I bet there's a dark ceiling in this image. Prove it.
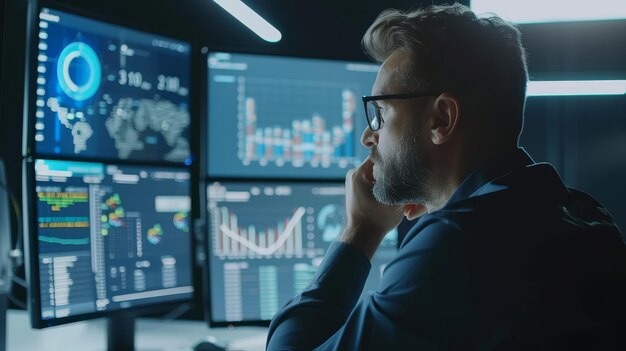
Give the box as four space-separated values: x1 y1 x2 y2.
4 0 626 77
2 0 626 189
39 0 435 61
30 0 626 73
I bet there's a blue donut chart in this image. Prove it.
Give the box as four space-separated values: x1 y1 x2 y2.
56 42 102 101
35 7 192 164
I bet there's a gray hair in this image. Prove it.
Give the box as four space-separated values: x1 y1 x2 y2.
362 3 529 142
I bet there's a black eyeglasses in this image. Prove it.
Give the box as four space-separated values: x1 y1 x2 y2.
362 92 441 131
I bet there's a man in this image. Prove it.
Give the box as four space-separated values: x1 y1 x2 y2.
267 3 626 350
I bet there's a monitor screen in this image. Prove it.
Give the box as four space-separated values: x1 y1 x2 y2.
30 7 191 164
26 159 193 327
206 181 397 324
206 52 379 179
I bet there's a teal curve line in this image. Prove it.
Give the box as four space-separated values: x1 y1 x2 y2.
39 235 90 245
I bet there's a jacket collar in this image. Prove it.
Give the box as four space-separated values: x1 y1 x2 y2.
444 148 535 207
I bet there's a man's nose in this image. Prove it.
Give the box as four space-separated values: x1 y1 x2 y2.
361 126 378 148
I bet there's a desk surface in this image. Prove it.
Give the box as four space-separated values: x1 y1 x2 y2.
7 309 268 351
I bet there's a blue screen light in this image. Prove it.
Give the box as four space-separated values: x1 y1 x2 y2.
56 42 102 101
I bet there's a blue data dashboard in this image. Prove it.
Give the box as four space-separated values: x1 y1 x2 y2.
32 8 191 164
207 52 380 179
32 159 193 321
206 181 397 323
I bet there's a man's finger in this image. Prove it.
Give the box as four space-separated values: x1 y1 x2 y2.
356 157 375 183
403 204 428 220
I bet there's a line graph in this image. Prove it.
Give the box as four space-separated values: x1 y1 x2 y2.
39 235 90 246
216 207 305 257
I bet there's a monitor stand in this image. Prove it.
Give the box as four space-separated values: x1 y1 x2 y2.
0 159 11 351
107 313 135 351
0 293 6 351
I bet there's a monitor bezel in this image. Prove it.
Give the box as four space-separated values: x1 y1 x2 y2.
200 50 383 327
22 0 197 167
202 178 352 327
203 50 381 182
23 157 197 329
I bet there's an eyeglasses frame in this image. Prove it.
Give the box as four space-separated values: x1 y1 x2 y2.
362 92 442 131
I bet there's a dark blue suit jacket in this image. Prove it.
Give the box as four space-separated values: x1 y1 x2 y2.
267 149 626 350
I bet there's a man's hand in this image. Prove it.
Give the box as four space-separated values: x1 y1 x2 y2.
340 157 405 259
403 203 428 221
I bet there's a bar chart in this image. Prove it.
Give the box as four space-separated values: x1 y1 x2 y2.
215 206 305 258
239 81 358 169
207 182 348 260
206 181 398 323
207 52 379 179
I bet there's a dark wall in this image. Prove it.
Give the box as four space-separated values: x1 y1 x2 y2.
519 19 626 233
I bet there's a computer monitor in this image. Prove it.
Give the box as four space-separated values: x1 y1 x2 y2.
24 4 192 164
204 181 397 325
206 52 379 179
23 159 194 328
21 3 196 347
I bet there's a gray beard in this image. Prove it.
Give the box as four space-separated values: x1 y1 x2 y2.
370 142 432 206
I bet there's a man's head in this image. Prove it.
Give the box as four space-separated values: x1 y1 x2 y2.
361 3 528 209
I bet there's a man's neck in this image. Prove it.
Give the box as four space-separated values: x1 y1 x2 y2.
423 145 519 213
423 169 465 213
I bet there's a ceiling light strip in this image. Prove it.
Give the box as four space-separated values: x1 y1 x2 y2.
213 0 282 43
527 80 626 96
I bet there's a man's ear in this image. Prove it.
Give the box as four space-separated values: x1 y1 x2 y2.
429 93 460 145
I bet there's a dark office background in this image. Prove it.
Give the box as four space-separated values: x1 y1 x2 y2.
1 0 625 320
